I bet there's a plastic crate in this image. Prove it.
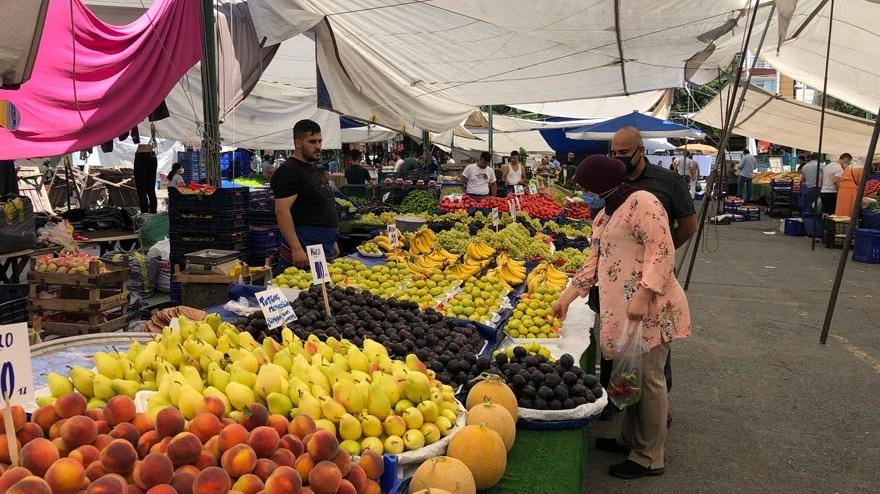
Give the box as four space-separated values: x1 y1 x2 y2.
784 218 805 236
0 284 28 325
247 209 276 227
168 187 249 212
823 216 851 248
169 210 248 235
853 228 880 263
861 209 880 230
736 206 761 221
249 226 280 254
802 213 823 237
169 231 249 260
177 150 206 184
169 280 182 304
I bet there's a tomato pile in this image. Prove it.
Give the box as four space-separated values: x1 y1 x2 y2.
866 179 880 197
564 201 591 220
515 194 562 219
439 193 563 218
438 195 479 211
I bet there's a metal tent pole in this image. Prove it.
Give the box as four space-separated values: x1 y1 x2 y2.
820 108 880 343
487 106 494 160
684 3 776 291
200 0 221 187
812 0 835 250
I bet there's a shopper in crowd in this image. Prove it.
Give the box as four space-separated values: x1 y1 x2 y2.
271 119 339 268
686 153 700 199
344 149 373 186
134 145 158 214
669 158 679 173
564 150 577 178
393 152 404 170
460 151 497 199
800 153 822 211
835 158 864 217
167 162 185 188
552 155 691 480
797 154 807 171
501 151 525 192
261 160 276 181
820 153 851 214
736 149 757 202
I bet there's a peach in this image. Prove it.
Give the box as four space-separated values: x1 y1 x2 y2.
232 473 264 494
344 464 368 494
301 488 316 494
138 430 162 458
269 448 295 468
331 450 352 477
358 450 383 481
166 433 202 467
44 457 87 494
6 476 51 494
128 484 145 494
336 479 357 494
100 439 137 475
20 437 60 477
31 406 60 435
252 458 276 482
188 413 222 444
84 461 106 482
144 484 177 494
48 419 66 441
92 433 113 451
220 444 257 477
94 420 112 435
52 437 71 457
132 413 155 435
267 415 288 437
169 471 195 494
53 393 87 419
110 422 140 447
308 461 342 494
16 422 44 446
104 396 137 426
288 415 316 440
84 408 103 421
84 473 127 494
218 424 249 452
69 444 101 467
150 437 172 455
134 453 174 490
278 434 304 457
192 467 231 494
248 426 279 459
264 466 302 494
362 479 381 494
237 404 269 432
306 429 338 462
202 436 221 461
61 415 98 449
221 418 235 427
0 467 32 493
156 408 185 439
174 464 200 477
0 434 10 463
0 406 23 434
196 397 225 419
193 450 217 470
293 453 315 483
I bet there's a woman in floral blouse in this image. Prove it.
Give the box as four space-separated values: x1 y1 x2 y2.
552 155 691 479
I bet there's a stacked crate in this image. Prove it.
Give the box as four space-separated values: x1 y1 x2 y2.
767 179 794 218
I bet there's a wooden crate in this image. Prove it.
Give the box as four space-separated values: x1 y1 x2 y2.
27 258 128 287
28 287 129 313
34 313 129 337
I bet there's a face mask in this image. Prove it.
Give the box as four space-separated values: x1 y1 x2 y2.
612 148 642 173
582 193 605 210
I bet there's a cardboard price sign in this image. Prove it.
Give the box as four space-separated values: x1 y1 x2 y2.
306 244 331 284
513 184 524 196
528 183 538 195
255 287 298 329
491 208 500 228
508 199 517 217
0 323 33 408
387 224 400 248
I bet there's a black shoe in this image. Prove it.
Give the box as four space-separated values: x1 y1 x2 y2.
609 460 665 479
595 437 630 454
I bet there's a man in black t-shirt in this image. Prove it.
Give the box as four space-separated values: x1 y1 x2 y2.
344 149 373 186
270 120 339 267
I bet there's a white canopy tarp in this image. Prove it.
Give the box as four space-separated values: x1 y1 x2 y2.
511 90 672 119
72 138 184 175
341 126 397 143
432 130 553 157
249 0 792 132
691 83 875 156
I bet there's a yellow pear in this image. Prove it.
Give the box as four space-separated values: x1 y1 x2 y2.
360 413 383 437
94 352 124 379
181 366 204 392
225 382 256 411
111 379 140 398
68 365 95 397
178 385 203 419
367 382 392 420
47 372 73 397
346 347 370 373
92 374 115 401
319 396 347 423
404 371 431 403
339 413 362 441
297 390 322 420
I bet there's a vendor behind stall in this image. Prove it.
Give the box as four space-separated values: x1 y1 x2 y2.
461 151 497 199
271 119 339 268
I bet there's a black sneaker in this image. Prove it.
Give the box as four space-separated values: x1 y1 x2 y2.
609 460 665 479
595 437 630 454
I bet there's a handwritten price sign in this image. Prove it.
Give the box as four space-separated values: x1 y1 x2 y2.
255 287 298 330
0 323 32 407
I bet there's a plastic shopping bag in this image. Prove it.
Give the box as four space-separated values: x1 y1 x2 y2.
607 320 647 409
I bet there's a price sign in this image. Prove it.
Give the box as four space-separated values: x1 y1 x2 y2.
0 323 32 407
306 244 331 284
387 224 400 248
491 208 499 228
255 287 298 330
382 191 391 202
508 199 517 217
513 184 524 196
528 183 538 195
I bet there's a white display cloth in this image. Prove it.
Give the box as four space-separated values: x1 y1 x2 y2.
692 83 875 156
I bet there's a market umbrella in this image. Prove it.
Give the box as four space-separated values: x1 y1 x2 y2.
675 143 717 155
565 111 704 140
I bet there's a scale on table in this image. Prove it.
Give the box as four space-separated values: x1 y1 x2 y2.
184 249 241 275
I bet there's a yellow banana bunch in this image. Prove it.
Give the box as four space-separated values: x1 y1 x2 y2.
406 260 434 276
545 264 569 291
412 255 444 270
409 229 435 255
371 235 394 252
526 262 568 292
447 263 482 280
436 248 459 263
465 241 495 261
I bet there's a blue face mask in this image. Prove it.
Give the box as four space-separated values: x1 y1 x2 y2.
582 192 605 210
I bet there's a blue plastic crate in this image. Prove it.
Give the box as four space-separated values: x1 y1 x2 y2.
784 218 805 236
802 213 823 237
861 209 880 230
736 206 761 221
168 186 249 212
853 228 880 263
249 226 280 254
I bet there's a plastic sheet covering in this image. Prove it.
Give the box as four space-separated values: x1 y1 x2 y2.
0 195 36 254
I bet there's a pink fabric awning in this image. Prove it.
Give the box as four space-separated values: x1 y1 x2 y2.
0 0 202 159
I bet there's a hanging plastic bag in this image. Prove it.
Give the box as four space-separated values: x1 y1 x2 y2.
607 320 647 409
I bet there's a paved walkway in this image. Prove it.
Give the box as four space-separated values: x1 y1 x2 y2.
584 217 880 493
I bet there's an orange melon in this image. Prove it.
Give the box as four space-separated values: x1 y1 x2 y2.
466 399 515 451
446 424 506 490
466 376 518 421
409 456 476 494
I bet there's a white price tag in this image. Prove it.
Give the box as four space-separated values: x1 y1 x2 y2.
306 244 331 284
387 224 400 248
513 184 524 196
382 192 391 202
491 208 500 228
255 287 298 330
508 199 517 217
528 183 538 195
0 323 33 407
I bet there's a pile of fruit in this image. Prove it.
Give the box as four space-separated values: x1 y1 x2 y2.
434 226 472 253
494 343 555 362
14 389 387 494
505 288 563 339
865 179 880 197
34 252 107 274
563 199 591 220
356 212 397 227
476 223 552 260
439 274 509 325
514 194 562 219
270 267 315 290
335 198 356 212
526 262 569 293
550 248 588 272
438 195 479 212
355 242 382 257
231 173 268 187
398 190 437 214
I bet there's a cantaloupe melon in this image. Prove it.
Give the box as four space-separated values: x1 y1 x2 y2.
446 424 507 490
409 456 476 494
467 399 516 451
466 375 518 421
411 489 453 494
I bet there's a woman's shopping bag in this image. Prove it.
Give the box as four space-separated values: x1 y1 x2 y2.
607 320 647 409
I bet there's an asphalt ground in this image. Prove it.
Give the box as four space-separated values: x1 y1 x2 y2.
584 216 880 493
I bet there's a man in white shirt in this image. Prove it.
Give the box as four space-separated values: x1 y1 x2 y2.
736 149 758 202
460 151 497 199
820 152 851 214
